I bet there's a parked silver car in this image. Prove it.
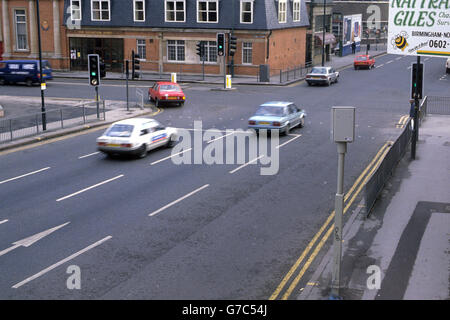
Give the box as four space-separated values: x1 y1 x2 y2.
305 67 339 86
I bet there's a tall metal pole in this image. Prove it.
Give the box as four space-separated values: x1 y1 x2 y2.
331 142 346 298
412 56 420 160
36 0 46 130
95 85 100 119
126 60 129 111
322 0 326 66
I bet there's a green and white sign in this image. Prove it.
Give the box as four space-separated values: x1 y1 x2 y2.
388 0 450 57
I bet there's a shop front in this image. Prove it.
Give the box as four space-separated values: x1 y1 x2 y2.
69 38 124 72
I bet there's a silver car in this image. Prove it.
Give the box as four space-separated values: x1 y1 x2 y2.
305 67 339 86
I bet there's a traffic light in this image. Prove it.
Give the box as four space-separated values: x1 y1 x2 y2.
132 50 140 79
217 33 225 56
411 62 424 99
196 41 206 60
88 54 100 86
228 34 237 56
100 61 106 78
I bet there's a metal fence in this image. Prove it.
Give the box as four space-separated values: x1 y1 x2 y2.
424 96 450 115
364 118 412 215
364 96 432 215
279 63 313 83
0 101 106 143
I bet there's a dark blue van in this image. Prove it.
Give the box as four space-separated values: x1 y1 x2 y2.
0 60 53 86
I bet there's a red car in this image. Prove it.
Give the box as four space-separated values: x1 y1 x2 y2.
149 81 186 107
354 55 375 70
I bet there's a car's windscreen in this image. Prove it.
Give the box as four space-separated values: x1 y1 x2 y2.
159 85 180 91
255 106 286 117
356 56 367 61
311 67 327 74
105 124 134 137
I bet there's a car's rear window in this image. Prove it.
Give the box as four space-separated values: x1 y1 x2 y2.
159 85 180 91
311 67 327 74
356 56 367 61
105 124 134 137
255 106 286 117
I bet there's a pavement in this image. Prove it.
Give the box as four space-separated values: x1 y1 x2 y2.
53 44 388 85
298 114 450 300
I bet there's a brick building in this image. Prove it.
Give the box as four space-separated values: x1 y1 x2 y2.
1 0 310 76
0 0 68 69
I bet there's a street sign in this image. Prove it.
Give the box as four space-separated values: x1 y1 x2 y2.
387 0 450 57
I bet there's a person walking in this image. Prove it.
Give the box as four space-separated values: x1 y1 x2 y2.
352 41 356 54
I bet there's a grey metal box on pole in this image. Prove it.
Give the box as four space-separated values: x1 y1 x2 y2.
332 107 355 143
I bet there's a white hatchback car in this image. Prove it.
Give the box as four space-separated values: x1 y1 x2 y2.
97 118 178 158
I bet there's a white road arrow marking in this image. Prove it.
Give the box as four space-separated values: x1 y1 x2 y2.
0 222 70 257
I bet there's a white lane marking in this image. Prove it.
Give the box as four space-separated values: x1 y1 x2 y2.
149 184 210 217
206 131 235 144
12 236 112 289
0 167 51 185
150 148 192 166
56 175 124 202
229 155 265 174
386 60 393 64
0 219 9 225
277 134 302 149
0 222 70 257
395 57 402 60
78 152 100 159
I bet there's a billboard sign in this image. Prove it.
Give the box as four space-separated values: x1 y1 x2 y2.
388 0 450 57
343 14 362 45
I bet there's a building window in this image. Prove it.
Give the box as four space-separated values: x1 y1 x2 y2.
204 41 217 62
137 39 146 60
165 0 185 22
242 42 252 64
278 0 287 23
293 0 301 22
167 40 185 61
240 0 253 24
134 0 145 22
197 0 218 23
14 9 28 51
71 0 82 21
91 0 110 21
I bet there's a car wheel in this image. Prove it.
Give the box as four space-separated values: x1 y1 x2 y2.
446 68 450 74
0 78 5 85
137 144 147 158
284 125 290 136
299 118 305 128
307 82 312 86
327 79 331 86
155 99 159 108
354 66 357 70
166 135 176 148
26 78 33 87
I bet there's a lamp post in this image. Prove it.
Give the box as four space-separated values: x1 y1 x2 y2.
322 0 326 66
36 0 47 130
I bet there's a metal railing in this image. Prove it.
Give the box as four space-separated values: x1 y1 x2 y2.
0 101 106 143
424 96 450 115
279 63 313 83
364 95 435 215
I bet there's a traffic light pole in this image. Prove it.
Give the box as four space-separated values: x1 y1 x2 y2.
126 60 129 111
36 0 46 130
95 85 100 119
412 56 420 160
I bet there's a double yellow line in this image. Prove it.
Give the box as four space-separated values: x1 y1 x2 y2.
396 115 409 129
269 141 393 300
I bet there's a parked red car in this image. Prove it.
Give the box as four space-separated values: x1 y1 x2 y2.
354 55 375 70
149 81 185 107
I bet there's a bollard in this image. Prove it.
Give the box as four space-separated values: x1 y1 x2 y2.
171 72 177 83
226 75 232 89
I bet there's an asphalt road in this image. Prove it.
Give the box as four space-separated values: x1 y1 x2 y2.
0 54 447 299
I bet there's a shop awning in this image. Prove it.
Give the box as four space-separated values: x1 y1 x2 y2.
315 33 336 46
